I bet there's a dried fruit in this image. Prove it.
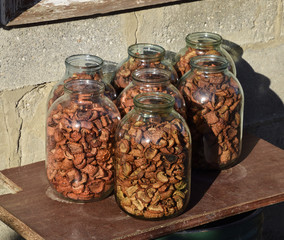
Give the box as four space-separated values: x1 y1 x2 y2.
178 56 243 169
115 68 186 119
112 43 178 94
48 54 117 108
175 32 236 78
46 80 120 201
115 111 191 219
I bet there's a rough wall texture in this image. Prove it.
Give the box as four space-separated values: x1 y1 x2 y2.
0 0 283 171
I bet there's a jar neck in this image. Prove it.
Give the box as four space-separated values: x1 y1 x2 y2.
133 92 175 114
128 43 165 62
186 32 222 50
64 54 103 77
190 55 229 74
132 68 171 88
64 79 105 101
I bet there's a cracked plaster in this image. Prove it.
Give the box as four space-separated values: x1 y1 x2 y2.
0 0 284 238
0 83 53 170
0 0 283 171
16 83 53 166
0 88 32 170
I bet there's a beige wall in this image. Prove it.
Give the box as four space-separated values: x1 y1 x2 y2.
0 0 283 170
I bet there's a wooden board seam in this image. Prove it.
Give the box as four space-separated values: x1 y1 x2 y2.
0 172 23 195
0 205 44 240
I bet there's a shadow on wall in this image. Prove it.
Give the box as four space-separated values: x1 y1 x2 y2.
223 40 284 149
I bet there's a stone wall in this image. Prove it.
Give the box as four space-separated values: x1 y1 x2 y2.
0 0 283 170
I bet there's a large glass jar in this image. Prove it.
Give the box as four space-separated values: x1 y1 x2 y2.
115 68 186 119
47 54 117 108
175 32 236 77
46 80 121 202
178 55 244 170
112 43 179 94
115 92 192 220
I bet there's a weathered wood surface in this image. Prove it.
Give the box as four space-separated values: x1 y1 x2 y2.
2 0 183 26
0 133 283 240
0 0 40 25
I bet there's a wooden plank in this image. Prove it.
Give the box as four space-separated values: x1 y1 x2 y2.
0 133 283 240
0 206 44 240
4 0 183 26
0 172 22 195
0 0 40 26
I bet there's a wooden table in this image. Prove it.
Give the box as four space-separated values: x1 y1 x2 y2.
0 133 283 240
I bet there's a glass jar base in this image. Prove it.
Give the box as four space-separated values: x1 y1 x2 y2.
46 186 114 203
116 199 188 221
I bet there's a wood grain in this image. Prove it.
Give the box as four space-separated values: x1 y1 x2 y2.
2 0 183 26
0 133 283 240
0 0 40 25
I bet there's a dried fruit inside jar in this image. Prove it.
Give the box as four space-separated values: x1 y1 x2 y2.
178 55 244 170
46 80 121 202
115 92 192 220
47 54 117 109
115 67 187 119
175 32 236 78
112 43 179 94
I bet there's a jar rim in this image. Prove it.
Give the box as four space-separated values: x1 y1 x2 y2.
65 54 103 70
64 79 105 95
132 68 171 84
185 32 223 48
190 55 229 72
128 43 165 60
134 92 175 111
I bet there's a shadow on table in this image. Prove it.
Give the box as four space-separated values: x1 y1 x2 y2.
187 41 284 209
187 169 220 211
187 132 260 211
223 40 284 150
238 133 259 162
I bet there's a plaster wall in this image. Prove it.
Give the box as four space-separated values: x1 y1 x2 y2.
0 0 283 170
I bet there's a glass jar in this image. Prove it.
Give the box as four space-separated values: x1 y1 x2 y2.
115 67 187 119
114 92 192 220
46 80 121 202
178 55 244 170
112 43 179 94
175 32 236 77
47 54 117 108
